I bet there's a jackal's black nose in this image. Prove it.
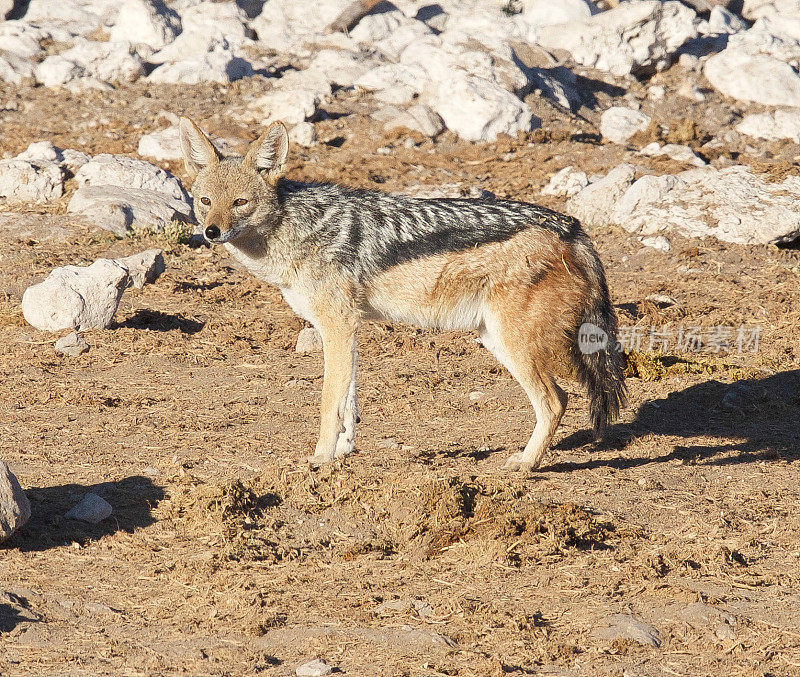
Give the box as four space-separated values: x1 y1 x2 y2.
205 225 221 240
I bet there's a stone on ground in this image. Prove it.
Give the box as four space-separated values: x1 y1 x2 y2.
65 493 113 523
21 259 130 332
600 107 651 144
55 332 90 357
0 461 31 543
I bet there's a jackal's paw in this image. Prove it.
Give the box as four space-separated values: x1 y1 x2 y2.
503 452 541 473
333 435 354 459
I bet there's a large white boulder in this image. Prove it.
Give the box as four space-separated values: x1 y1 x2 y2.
537 1 697 76
600 107 651 144
704 49 800 107
22 259 130 331
424 74 537 142
67 186 192 236
74 154 186 201
605 165 800 245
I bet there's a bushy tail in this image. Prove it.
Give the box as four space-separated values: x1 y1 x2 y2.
572 248 627 436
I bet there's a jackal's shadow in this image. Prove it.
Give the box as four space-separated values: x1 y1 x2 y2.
4 475 164 552
550 369 800 471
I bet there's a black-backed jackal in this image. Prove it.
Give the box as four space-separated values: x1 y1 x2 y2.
180 117 626 471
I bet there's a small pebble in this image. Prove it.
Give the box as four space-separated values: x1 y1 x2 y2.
65 493 112 524
296 658 332 677
55 332 89 357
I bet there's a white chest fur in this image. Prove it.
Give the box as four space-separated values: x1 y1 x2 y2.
280 286 318 326
224 242 283 286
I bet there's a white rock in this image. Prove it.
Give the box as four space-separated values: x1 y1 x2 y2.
612 174 682 225
180 1 248 44
250 0 344 54
15 141 90 172
289 122 317 147
74 154 186 201
701 7 749 35
308 49 374 88
374 20 434 61
253 88 320 126
704 48 800 107
0 50 36 86
600 107 651 144
67 185 192 236
35 39 144 88
148 46 253 84
108 0 180 51
378 104 445 137
0 159 63 205
356 63 427 103
65 493 113 523
349 6 416 44
737 109 800 141
54 331 89 356
0 460 31 543
567 164 636 228
114 249 165 289
24 0 120 35
295 659 332 677
640 142 706 167
138 126 181 161
425 74 537 142
520 0 596 27
541 166 589 198
537 1 697 76
295 327 323 354
641 235 671 251
743 0 800 20
612 165 800 244
22 259 130 332
0 21 44 61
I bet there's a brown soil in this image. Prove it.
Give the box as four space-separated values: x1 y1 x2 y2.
1 72 800 676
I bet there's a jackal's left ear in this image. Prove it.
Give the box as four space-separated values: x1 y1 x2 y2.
244 121 289 183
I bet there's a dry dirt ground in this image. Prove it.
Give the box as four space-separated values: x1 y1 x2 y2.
1 72 800 677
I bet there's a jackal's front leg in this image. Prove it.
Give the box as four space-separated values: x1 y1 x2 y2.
310 315 358 465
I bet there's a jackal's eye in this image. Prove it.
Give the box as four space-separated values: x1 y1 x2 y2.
233 198 248 207
200 197 211 206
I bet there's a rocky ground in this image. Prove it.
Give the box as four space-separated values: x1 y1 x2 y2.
2 0 800 675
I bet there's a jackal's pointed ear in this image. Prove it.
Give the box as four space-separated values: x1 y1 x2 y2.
179 117 222 180
244 122 289 183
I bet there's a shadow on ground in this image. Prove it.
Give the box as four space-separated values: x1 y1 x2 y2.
550 369 800 472
4 475 165 552
115 309 204 334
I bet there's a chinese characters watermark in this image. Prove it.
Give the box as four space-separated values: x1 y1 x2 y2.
578 323 761 355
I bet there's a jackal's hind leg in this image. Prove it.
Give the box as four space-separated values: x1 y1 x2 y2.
480 322 567 472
